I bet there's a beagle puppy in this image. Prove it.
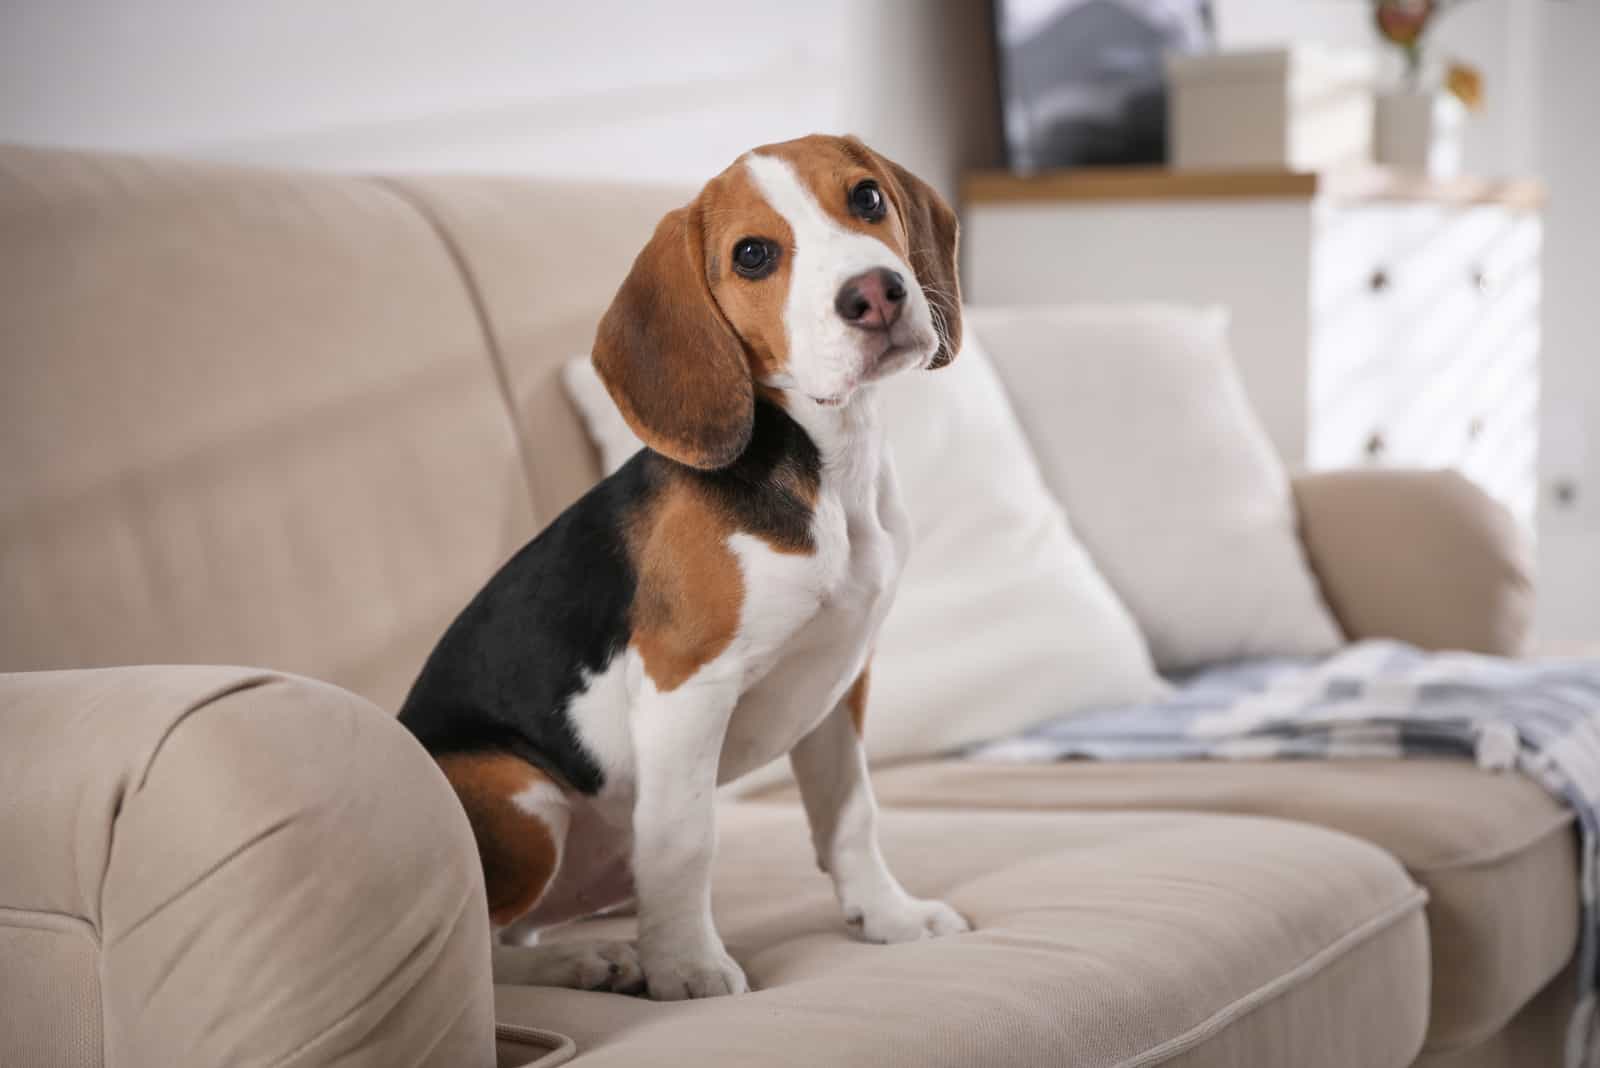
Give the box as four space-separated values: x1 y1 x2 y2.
400 134 967 1001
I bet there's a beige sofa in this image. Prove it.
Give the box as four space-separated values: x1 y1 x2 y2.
0 145 1575 1068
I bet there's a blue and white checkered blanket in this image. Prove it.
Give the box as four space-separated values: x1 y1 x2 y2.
966 640 1600 1066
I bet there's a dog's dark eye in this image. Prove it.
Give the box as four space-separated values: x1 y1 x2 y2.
849 181 886 221
732 237 776 279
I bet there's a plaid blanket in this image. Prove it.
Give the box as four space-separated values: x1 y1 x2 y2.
966 640 1600 1066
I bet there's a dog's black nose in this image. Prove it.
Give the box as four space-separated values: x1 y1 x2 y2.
835 268 906 330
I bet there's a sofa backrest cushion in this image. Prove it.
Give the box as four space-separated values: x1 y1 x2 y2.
0 147 537 710
381 175 690 521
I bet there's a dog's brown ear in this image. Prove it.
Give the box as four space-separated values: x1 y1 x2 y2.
850 138 963 368
593 205 754 469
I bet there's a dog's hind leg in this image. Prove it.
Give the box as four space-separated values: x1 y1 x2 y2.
491 936 642 993
436 752 642 993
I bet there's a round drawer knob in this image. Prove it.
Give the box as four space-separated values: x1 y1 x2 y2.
1471 266 1492 293
1364 431 1387 458
1369 268 1391 294
1553 480 1579 508
1467 416 1485 441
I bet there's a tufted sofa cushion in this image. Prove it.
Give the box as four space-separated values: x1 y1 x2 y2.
845 758 1579 1055
495 803 1431 1068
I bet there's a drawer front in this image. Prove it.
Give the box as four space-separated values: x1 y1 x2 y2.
1309 203 1541 526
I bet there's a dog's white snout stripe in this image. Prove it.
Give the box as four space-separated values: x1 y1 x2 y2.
742 152 935 402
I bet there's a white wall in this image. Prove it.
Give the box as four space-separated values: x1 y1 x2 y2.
1530 1 1600 644
0 0 1001 201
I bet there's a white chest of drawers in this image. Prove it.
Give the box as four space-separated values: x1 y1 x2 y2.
962 169 1544 528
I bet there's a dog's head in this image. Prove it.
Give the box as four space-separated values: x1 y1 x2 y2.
593 134 962 469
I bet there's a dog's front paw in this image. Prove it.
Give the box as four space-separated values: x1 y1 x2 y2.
641 943 749 1001
848 895 971 944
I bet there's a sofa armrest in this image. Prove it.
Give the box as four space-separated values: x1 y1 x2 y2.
0 666 496 1068
1292 469 1535 656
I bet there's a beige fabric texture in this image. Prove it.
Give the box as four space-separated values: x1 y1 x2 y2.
1292 469 1536 656
805 758 1579 1053
0 147 537 712
0 919 102 1068
1415 959 1575 1067
382 175 687 521
0 666 496 1068
494 804 1429 1068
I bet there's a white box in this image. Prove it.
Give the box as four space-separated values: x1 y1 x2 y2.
1166 47 1377 171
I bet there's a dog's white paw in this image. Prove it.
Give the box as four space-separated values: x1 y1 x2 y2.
641 943 749 1001
848 896 971 944
493 939 644 994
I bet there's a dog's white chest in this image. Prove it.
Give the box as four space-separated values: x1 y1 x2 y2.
717 412 909 782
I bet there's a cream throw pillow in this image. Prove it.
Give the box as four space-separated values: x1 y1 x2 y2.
971 303 1343 670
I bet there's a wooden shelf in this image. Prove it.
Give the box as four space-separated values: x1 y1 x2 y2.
962 167 1546 211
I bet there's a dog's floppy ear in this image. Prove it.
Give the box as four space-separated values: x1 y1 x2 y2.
849 138 963 368
593 204 754 469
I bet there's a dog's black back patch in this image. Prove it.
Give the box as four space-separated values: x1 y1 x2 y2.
399 455 656 795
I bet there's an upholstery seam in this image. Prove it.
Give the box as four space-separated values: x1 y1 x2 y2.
0 906 99 945
1407 808 1577 874
368 176 547 520
3 907 107 1068
831 788 1579 876
494 1023 578 1068
1114 886 1429 1068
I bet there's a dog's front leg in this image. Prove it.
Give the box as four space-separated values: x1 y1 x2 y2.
630 676 749 1000
790 676 971 943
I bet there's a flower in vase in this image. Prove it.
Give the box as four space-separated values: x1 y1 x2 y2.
1375 0 1435 48
1373 0 1484 98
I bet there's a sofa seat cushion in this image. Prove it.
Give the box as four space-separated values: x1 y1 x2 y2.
496 805 1428 1068
848 759 1578 1053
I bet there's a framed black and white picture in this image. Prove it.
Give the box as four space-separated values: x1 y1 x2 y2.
993 0 1215 172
